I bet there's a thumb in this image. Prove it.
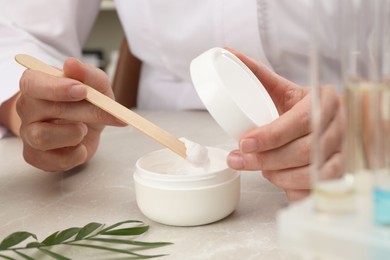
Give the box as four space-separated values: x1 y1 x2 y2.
225 47 306 113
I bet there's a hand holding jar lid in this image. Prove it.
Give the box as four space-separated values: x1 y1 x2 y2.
191 47 342 202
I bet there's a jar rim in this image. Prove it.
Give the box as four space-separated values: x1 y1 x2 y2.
134 147 237 185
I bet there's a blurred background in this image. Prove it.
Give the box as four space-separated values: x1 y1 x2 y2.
82 0 124 80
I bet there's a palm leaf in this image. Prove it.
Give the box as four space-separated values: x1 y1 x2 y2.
68 242 167 259
0 232 37 250
87 237 172 248
13 250 34 260
99 220 144 233
75 222 103 240
100 226 149 236
0 253 15 260
41 231 60 246
26 242 44 248
51 228 80 244
38 248 71 260
0 220 171 259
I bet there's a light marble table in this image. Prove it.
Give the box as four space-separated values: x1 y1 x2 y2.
0 111 289 259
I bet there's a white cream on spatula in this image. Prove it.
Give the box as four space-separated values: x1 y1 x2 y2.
180 137 210 168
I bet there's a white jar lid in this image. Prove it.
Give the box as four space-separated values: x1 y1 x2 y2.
190 47 279 140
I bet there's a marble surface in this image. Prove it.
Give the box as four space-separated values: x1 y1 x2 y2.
0 111 289 259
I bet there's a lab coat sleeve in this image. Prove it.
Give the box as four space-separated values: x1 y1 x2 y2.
0 0 101 105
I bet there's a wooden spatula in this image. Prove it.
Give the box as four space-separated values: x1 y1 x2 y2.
15 54 186 158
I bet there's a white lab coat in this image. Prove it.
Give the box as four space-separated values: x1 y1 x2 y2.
0 0 341 134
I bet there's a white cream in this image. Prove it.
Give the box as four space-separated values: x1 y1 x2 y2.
180 137 210 168
143 140 231 175
138 140 228 176
153 159 209 175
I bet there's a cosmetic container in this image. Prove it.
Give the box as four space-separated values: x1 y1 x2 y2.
134 147 240 226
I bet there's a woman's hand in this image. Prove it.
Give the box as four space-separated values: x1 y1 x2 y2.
17 58 124 172
226 49 343 201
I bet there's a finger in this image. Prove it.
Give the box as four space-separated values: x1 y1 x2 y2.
227 150 242 169
228 133 310 171
261 134 311 170
22 143 88 172
262 166 311 190
19 70 87 101
316 152 343 181
225 47 307 112
20 121 88 151
261 152 343 190
251 115 342 171
17 95 123 126
318 104 343 164
239 93 312 154
285 189 311 201
239 85 341 154
311 85 343 170
317 85 342 134
63 58 114 99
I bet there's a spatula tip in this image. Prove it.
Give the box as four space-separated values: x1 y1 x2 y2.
15 54 31 65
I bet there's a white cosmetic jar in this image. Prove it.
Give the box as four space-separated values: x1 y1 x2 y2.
133 147 240 226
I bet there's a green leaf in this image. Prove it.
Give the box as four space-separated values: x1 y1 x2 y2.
87 238 172 248
99 220 144 233
38 248 71 260
0 253 15 260
75 222 103 240
52 228 80 244
26 242 44 248
41 231 59 246
0 220 171 259
13 250 35 260
101 226 149 236
69 242 167 259
0 232 37 250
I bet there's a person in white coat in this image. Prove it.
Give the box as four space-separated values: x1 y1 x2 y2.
0 0 342 201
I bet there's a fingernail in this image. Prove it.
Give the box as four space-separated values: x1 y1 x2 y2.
70 85 86 99
72 57 82 64
240 138 259 153
227 151 245 170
